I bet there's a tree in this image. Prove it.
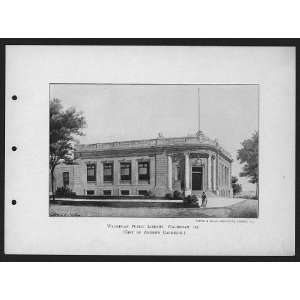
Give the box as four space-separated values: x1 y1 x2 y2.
231 176 242 196
237 131 259 197
50 99 86 201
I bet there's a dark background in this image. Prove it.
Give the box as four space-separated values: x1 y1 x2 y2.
0 38 298 262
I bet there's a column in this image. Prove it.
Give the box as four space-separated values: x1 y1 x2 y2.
226 167 229 186
218 164 221 187
150 156 155 186
113 159 119 185
220 165 222 186
207 154 211 190
229 164 232 197
213 156 217 191
97 160 102 185
132 159 138 185
167 155 172 191
216 155 219 195
95 161 102 196
184 152 191 196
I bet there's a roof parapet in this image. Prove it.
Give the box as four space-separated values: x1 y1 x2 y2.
75 135 232 160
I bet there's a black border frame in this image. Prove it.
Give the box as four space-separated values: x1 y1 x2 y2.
0 38 298 262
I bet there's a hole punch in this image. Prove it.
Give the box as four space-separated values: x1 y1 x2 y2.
12 95 18 101
12 200 17 205
12 146 17 151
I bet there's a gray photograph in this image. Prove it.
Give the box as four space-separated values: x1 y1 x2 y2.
49 84 259 218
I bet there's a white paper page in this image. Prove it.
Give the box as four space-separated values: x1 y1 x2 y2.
5 45 295 255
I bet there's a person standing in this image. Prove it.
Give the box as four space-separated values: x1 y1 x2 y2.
201 191 207 207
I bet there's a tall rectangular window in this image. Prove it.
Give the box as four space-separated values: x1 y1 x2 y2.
63 172 69 186
103 162 113 183
138 161 150 183
120 162 131 183
87 164 96 182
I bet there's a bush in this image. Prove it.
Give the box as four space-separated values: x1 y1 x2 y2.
183 194 199 206
55 186 76 197
144 190 156 199
165 192 173 200
165 191 185 200
173 190 184 200
191 194 199 204
183 195 191 204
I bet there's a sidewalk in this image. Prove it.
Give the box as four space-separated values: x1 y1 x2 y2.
201 197 246 208
51 196 246 208
49 199 258 218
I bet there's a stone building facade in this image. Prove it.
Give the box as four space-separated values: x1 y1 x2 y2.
51 132 233 197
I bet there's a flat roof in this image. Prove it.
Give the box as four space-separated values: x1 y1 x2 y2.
75 134 233 160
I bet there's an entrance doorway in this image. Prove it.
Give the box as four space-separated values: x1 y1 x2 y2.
192 166 203 190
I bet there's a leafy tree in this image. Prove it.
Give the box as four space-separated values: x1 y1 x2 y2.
231 176 242 196
50 99 86 201
237 131 259 197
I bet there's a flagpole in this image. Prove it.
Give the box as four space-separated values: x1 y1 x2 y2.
198 88 200 132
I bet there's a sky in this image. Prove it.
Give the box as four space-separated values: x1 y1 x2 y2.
50 84 258 191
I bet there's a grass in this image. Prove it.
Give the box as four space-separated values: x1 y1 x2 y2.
228 200 258 218
49 199 258 218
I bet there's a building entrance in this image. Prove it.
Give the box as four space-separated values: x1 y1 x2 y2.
192 166 203 190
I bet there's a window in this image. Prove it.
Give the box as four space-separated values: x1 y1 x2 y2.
120 162 131 182
138 190 148 196
177 166 181 180
138 161 150 183
63 172 69 186
103 190 112 196
121 190 130 196
87 190 95 195
87 164 96 182
103 162 113 183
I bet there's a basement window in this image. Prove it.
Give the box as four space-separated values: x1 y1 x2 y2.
103 190 112 196
138 190 148 196
121 190 130 196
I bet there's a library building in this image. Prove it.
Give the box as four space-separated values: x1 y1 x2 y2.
51 131 233 198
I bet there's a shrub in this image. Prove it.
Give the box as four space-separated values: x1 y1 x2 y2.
165 192 173 200
173 190 184 200
55 186 76 197
183 195 191 204
183 194 199 206
191 194 199 204
144 190 156 199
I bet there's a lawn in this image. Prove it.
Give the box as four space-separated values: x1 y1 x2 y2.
49 199 258 218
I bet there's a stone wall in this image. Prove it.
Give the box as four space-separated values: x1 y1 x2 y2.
153 153 168 196
52 154 170 197
217 154 233 197
51 145 233 198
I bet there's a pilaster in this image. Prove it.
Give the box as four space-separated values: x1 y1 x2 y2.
207 154 211 190
167 155 173 191
184 152 191 196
